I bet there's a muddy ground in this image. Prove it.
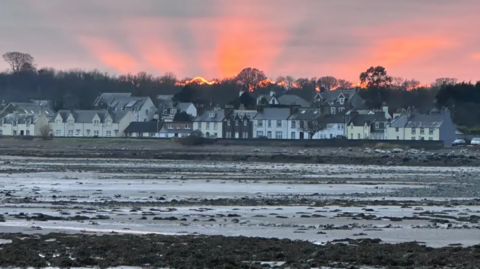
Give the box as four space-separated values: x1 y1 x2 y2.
0 137 480 166
1 140 480 268
1 233 480 269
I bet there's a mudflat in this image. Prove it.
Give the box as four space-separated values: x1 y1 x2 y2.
1 139 480 268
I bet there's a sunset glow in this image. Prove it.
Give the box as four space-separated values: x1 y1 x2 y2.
2 0 480 84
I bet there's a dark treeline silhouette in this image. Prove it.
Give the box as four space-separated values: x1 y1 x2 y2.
1 52 479 128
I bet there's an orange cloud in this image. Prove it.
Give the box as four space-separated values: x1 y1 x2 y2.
77 36 137 73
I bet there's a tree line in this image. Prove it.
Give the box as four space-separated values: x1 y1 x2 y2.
1 52 480 128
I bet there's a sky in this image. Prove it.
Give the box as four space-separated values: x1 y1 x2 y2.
1 0 479 84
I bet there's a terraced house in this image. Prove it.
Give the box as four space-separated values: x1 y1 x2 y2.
0 101 54 136
387 108 456 146
51 110 134 137
223 110 257 139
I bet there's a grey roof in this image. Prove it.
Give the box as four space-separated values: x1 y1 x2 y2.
176 102 193 112
93 93 149 110
288 108 322 120
348 112 386 126
52 110 129 123
316 89 355 102
93 93 132 106
157 94 174 100
231 110 257 119
2 113 36 124
253 108 291 120
194 109 226 122
390 113 446 128
124 122 162 133
2 102 55 117
278 94 310 107
320 113 346 124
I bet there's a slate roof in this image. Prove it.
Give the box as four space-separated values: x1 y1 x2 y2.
253 108 291 120
1 102 55 117
194 109 227 122
2 113 36 124
348 112 387 126
93 93 149 110
320 113 346 124
52 110 129 123
124 122 163 134
288 108 322 120
230 110 257 119
277 94 310 107
390 113 446 128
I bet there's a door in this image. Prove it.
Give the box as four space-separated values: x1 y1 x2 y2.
300 132 304 140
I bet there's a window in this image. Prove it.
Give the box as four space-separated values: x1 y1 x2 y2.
56 130 61 136
331 107 336 114
213 133 217 138
106 131 112 137
267 120 272 128
226 132 231 138
396 136 399 140
13 130 17 136
56 120 62 125
244 120 247 127
93 120 100 126
429 137 433 140
375 122 379 129
395 127 399 132
114 130 118 136
291 132 295 139
257 131 263 137
206 122 210 130
227 120 231 126
26 121 30 127
67 119 74 125
350 133 353 139
235 120 239 126
337 124 342 130
292 121 296 129
429 128 434 135
106 120 112 126
13 121 17 127
339 98 345 105
357 133 361 139
145 109 149 116
338 107 345 112
197 122 202 129
0 130 2 135
86 129 91 136
267 131 272 139
185 125 191 129
214 122 218 130
411 128 416 134
168 124 173 129
258 120 263 127
275 131 282 139
94 130 99 136
420 128 425 135
276 120 282 128
242 132 248 138
176 124 180 129
420 137 424 140
68 130 73 136
26 130 30 136
412 137 416 140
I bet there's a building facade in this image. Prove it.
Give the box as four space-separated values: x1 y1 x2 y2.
253 108 291 139
222 110 257 139
193 108 226 138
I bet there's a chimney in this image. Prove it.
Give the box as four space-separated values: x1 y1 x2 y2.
270 90 275 97
239 90 245 97
381 102 391 119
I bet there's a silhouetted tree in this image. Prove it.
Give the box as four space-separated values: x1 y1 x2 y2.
234 67 267 92
317 76 339 91
337 79 352 88
2 52 35 73
360 66 392 88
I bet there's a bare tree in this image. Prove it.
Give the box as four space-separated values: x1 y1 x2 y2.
432 77 458 88
235 67 267 91
2 52 35 72
159 72 177 85
391 77 406 89
295 78 313 88
317 76 339 91
39 122 51 140
300 117 326 139
337 79 352 88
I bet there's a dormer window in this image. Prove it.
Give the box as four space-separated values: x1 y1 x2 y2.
331 107 336 114
67 119 74 124
209 112 216 118
339 98 345 105
106 119 112 125
93 120 100 125
56 119 62 125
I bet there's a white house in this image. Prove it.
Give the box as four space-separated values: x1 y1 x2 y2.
176 102 197 118
0 113 50 136
193 108 226 138
288 108 346 139
50 110 134 137
253 108 291 139
93 93 156 122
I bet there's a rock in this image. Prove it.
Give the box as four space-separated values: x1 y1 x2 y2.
408 149 420 154
392 148 404 153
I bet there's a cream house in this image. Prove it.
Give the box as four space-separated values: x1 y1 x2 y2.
193 108 226 138
50 110 134 137
346 112 389 140
0 113 50 136
387 109 456 146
